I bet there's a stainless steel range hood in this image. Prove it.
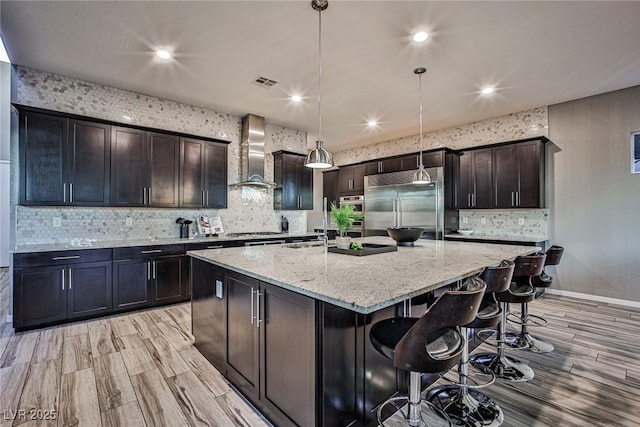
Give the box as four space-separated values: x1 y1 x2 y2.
230 114 278 188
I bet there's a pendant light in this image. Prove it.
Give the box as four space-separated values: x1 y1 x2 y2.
412 67 432 184
305 0 334 169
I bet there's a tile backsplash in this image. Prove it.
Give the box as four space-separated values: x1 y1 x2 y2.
458 209 549 239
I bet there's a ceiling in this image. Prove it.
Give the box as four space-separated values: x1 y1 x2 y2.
1 1 639 152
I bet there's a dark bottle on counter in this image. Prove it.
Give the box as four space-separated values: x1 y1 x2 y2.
281 216 289 233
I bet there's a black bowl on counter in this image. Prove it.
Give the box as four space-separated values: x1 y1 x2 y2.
386 227 424 247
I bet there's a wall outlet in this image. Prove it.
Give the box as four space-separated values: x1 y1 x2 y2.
518 217 525 225
125 217 133 226
216 280 223 299
462 217 469 224
52 217 62 227
480 217 486 225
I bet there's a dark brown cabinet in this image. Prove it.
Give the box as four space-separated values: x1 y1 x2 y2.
112 127 180 207
112 244 187 312
13 249 112 330
493 140 544 208
273 151 313 210
339 164 366 195
180 137 228 208
19 111 110 206
322 169 339 209
458 147 493 208
225 271 316 427
422 150 446 168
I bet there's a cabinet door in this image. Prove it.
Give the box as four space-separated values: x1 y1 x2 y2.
226 272 260 400
281 153 299 209
111 126 147 206
365 162 379 176
69 120 111 206
14 266 67 329
399 154 419 171
322 170 339 209
472 148 493 208
180 138 205 207
204 142 228 208
351 164 366 193
457 152 473 208
19 112 68 205
259 284 316 427
379 158 399 174
67 261 112 319
112 259 151 311
493 145 518 208
152 255 185 305
338 166 354 193
148 132 179 207
516 141 543 208
191 259 227 372
421 151 444 168
297 156 313 210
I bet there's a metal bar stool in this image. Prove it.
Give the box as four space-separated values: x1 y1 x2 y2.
427 260 514 427
505 249 558 353
470 253 546 382
370 277 486 426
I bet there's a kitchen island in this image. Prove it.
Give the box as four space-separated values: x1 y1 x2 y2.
188 237 538 426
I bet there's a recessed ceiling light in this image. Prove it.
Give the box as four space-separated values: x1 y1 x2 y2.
291 95 302 102
155 49 172 60
481 87 495 95
367 120 378 127
412 32 429 42
122 115 132 121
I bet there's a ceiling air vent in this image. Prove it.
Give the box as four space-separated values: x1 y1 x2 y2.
253 76 278 88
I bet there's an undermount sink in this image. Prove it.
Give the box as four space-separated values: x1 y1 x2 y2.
284 241 325 249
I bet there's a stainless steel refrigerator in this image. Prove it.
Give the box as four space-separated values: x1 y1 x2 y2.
364 168 444 239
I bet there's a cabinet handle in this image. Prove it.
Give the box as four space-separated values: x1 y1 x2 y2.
68 268 72 290
141 249 162 254
61 269 65 291
52 255 80 260
69 183 73 203
516 191 520 206
468 194 471 208
473 193 476 207
511 191 515 207
207 245 223 249
250 288 256 324
206 191 209 206
153 261 157 279
147 261 151 280
148 187 152 204
63 183 67 203
202 190 205 206
256 290 263 328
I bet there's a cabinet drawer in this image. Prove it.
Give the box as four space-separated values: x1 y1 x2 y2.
113 244 185 260
186 241 245 251
14 248 112 268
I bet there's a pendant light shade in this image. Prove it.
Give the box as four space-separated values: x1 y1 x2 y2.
305 0 334 169
412 67 432 184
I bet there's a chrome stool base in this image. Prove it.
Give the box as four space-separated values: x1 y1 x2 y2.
469 353 534 383
377 396 453 427
504 332 554 353
427 385 503 427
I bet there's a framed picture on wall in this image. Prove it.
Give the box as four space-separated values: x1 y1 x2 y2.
632 131 640 174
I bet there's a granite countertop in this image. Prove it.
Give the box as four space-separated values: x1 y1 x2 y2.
188 236 539 314
445 233 548 243
11 232 320 254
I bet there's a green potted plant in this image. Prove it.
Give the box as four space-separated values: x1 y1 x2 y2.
330 203 364 249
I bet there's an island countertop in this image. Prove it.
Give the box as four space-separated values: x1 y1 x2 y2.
188 236 539 314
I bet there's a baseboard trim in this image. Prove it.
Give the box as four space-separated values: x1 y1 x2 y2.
545 289 640 309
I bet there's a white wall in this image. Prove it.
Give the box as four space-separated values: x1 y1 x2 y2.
548 85 640 303
0 61 10 266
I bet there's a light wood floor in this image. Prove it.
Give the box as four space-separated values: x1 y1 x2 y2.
1 266 639 426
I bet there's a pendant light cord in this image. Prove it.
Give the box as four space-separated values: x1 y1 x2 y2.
418 71 424 167
317 9 323 142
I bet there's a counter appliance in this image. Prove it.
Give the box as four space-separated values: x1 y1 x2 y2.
364 168 444 240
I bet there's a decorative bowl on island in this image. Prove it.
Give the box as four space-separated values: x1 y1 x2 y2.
386 227 424 247
457 229 474 235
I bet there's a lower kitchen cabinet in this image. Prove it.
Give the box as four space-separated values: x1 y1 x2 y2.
112 259 152 311
13 249 113 330
224 270 317 427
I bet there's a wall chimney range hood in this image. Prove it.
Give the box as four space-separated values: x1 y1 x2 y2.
231 114 278 188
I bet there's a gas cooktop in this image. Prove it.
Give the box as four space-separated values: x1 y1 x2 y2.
225 231 282 237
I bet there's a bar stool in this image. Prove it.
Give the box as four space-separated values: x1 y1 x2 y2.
470 253 545 382
369 277 486 426
504 251 554 353
532 245 565 294
427 260 514 427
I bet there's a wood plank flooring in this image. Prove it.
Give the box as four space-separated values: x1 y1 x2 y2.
1 266 639 426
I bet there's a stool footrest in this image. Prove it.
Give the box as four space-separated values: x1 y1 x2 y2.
504 332 554 353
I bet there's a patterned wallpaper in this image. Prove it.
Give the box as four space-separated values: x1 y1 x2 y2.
12 66 307 245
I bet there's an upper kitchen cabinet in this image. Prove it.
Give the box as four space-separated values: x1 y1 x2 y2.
112 127 180 207
19 111 110 206
273 151 313 210
458 147 493 209
339 164 366 195
322 169 339 209
422 150 446 168
493 139 545 208
180 137 228 208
